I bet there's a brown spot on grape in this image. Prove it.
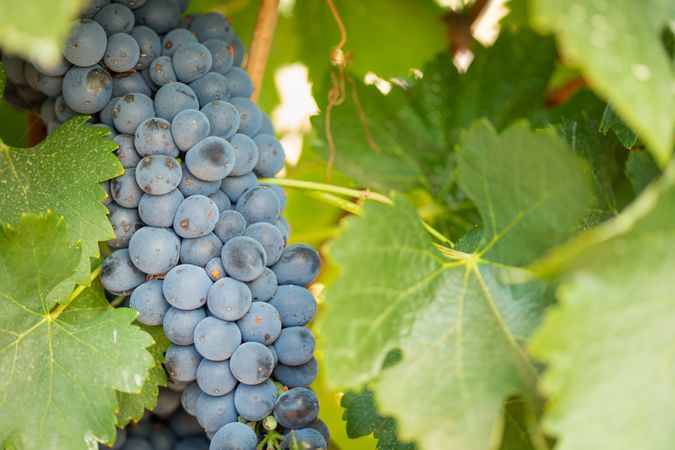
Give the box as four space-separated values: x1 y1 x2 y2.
180 220 189 229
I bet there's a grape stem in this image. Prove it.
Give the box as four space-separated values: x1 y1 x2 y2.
259 177 393 205
263 177 455 246
246 0 280 102
49 263 103 319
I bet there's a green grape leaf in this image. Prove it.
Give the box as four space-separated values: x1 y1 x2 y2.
341 387 417 450
530 165 675 450
457 120 593 266
116 325 170 427
311 29 556 194
0 0 85 65
0 213 154 450
530 0 674 164
0 115 122 295
550 90 624 222
319 121 589 449
599 105 639 149
498 397 549 450
625 151 661 194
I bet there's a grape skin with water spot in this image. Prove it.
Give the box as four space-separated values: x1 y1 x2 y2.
135 154 182 195
112 92 154 134
149 56 177 86
110 169 143 208
113 133 142 168
135 117 179 156
178 167 221 196
185 136 235 181
107 203 142 248
236 301 281 345
173 195 220 238
104 32 140 72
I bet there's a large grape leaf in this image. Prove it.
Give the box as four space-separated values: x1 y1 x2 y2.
530 164 675 450
116 325 170 427
0 0 85 65
529 0 674 164
318 120 590 450
0 115 122 295
0 213 154 450
311 29 556 194
457 120 593 265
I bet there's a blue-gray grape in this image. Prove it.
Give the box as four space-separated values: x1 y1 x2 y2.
244 222 284 266
64 19 107 67
221 236 267 282
112 71 152 96
268 285 316 327
129 279 168 325
213 210 246 244
138 188 184 227
173 42 212 83
193 316 241 361
163 306 207 345
226 67 253 98
173 195 219 238
253 134 286 177
282 428 326 450
201 100 239 139
113 134 142 168
81 0 110 19
196 359 237 396
229 133 258 176
203 39 234 76
133 0 181 34
246 268 277 302
271 244 321 287
128 226 181 274
234 379 277 421
180 233 223 266
185 136 235 181
274 326 316 366
163 264 212 310
95 3 135 34
178 166 221 196
107 202 142 248
135 117 179 156
230 97 262 137
236 301 281 345
209 422 257 450
229 342 274 385
162 28 197 56
207 277 251 321
149 56 177 86
129 25 161 69
171 109 210 151
273 387 319 429
205 257 226 281
273 357 318 389
165 344 202 382
207 190 231 212
101 248 145 294
154 82 199 121
181 382 201 415
110 168 143 208
195 392 237 433
235 186 280 225
112 92 154 134
190 72 230 105
135 154 182 195
189 12 234 42
104 32 140 72
63 65 113 113
220 172 258 203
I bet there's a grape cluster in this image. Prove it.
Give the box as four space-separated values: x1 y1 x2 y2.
3 1 327 449
105 389 329 450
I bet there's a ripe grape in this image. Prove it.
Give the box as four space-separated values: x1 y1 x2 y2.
195 392 237 433
165 344 202 382
179 233 223 266
162 28 197 56
234 379 277 421
196 359 237 397
230 97 262 137
193 316 241 361
112 71 153 96
133 0 181 34
138 188 184 227
110 169 143 208
173 42 212 83
135 154 182 195
246 268 277 302
201 100 240 139
95 4 135 34
129 279 168 325
135 117 179 156
226 67 253 98
213 210 246 244
253 134 286 177
207 277 252 321
190 72 230 105
64 19 107 67
220 172 258 203
101 248 145 294
209 422 257 450
221 236 267 282
104 32 141 72
128 226 181 274
244 222 284 266
112 92 155 134
107 202 142 248
113 134 142 168
63 65 113 113
273 358 318 389
163 264 212 310
149 56 177 86
207 190 231 212
205 257 226 281
235 186 281 225
236 301 281 345
229 342 275 385
282 428 326 450
203 39 234 76
171 109 210 151
173 195 219 238
129 25 161 69
163 306 207 345
274 326 316 366
154 82 199 121
228 133 259 176
185 136 235 181
271 244 321 286
268 285 316 327
273 387 319 429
